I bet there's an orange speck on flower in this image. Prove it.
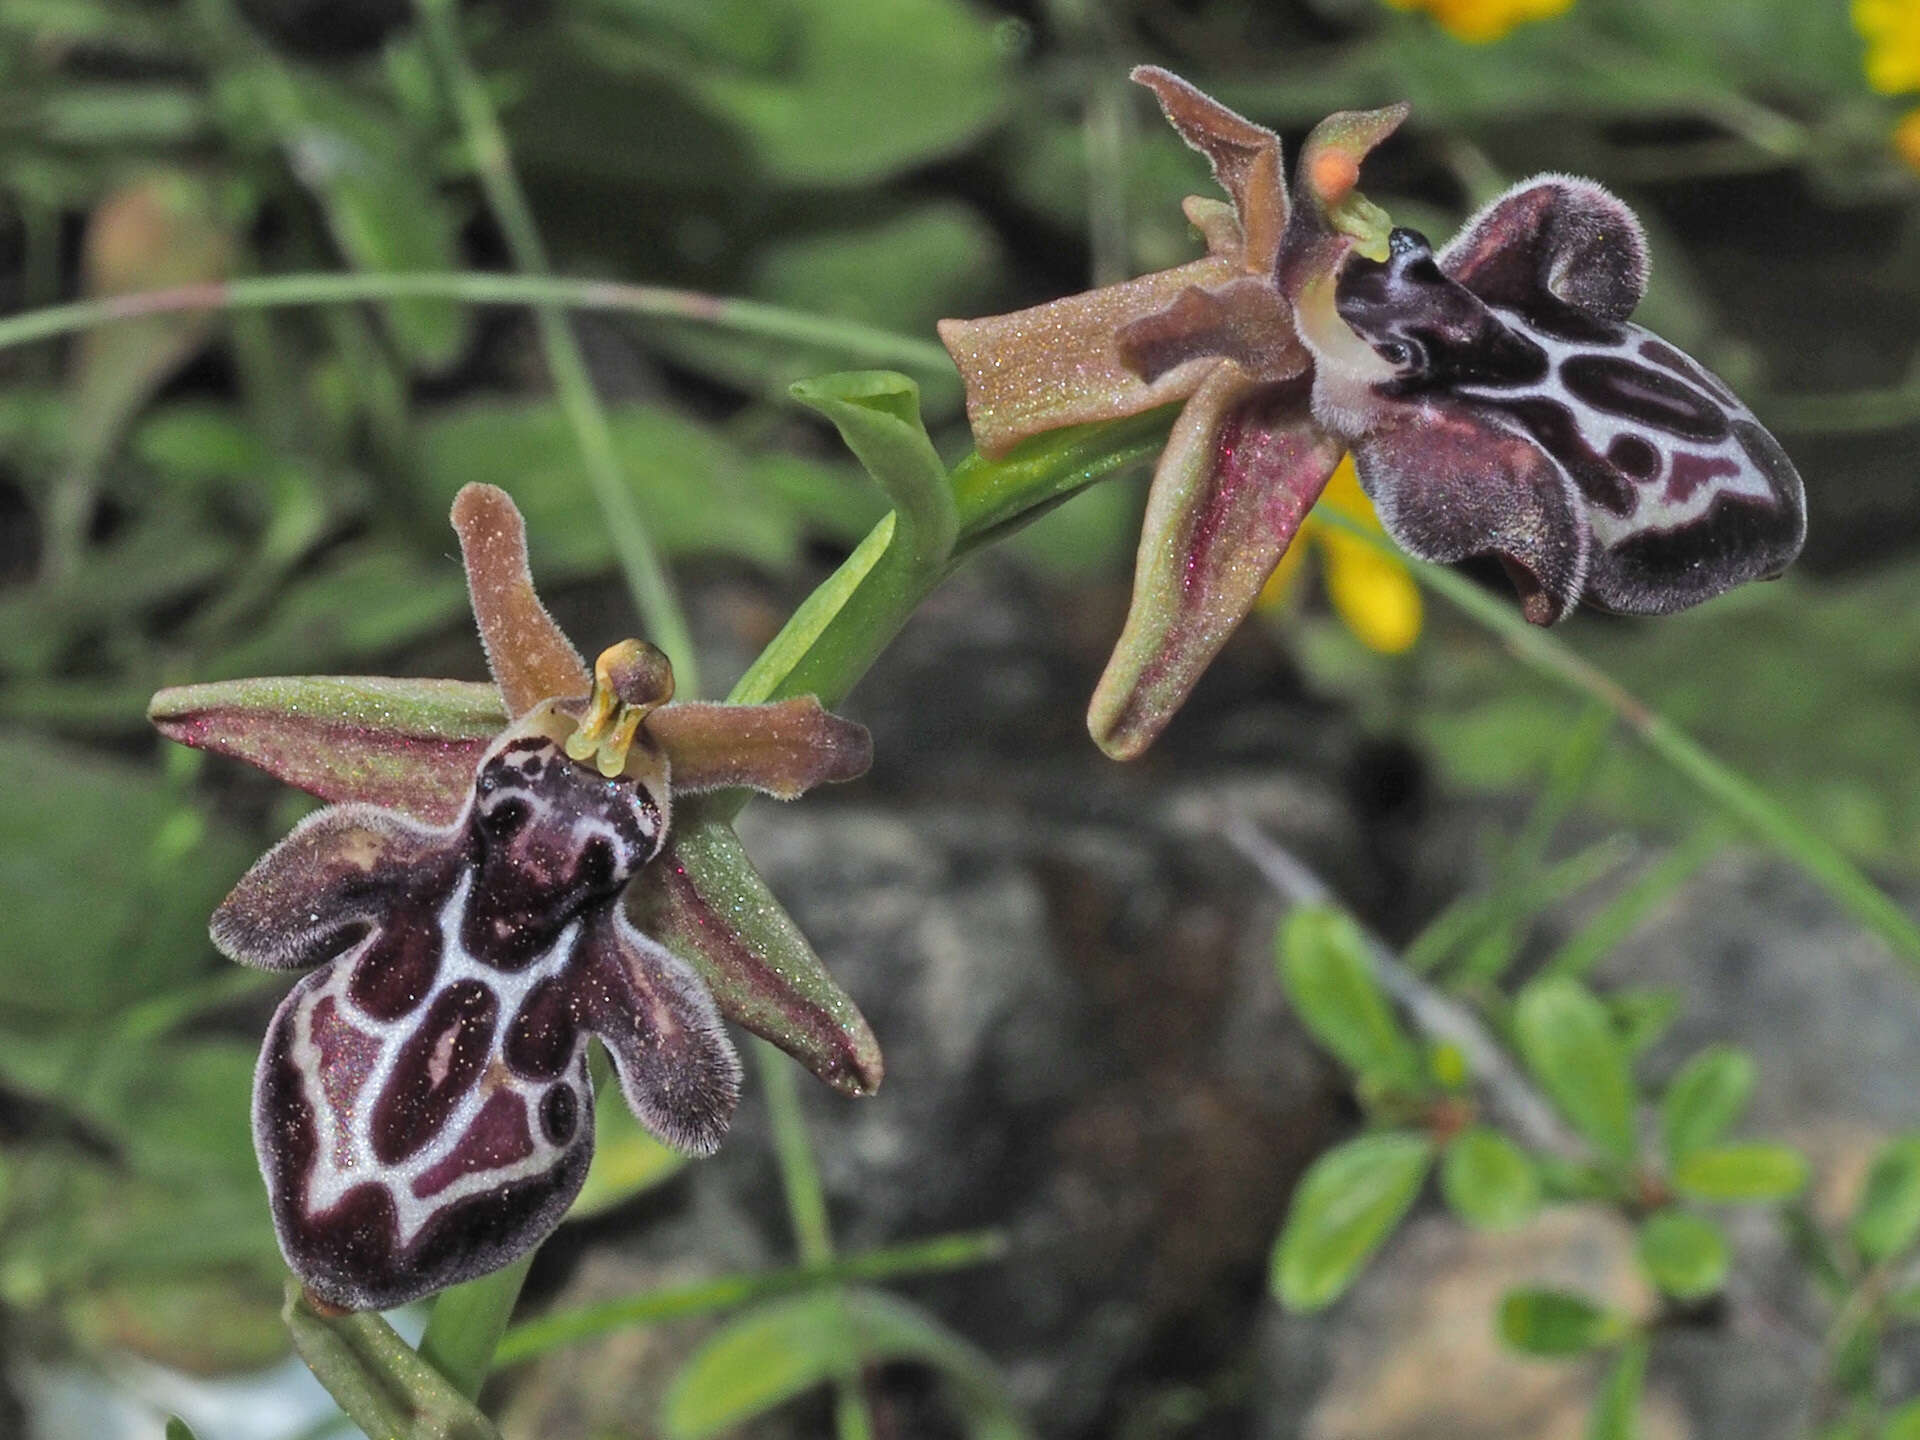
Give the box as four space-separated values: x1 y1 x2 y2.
1856 0 1920 93
1311 150 1361 205
1257 455 1423 655
1382 0 1574 43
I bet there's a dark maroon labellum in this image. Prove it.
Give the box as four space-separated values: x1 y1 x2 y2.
213 719 742 1311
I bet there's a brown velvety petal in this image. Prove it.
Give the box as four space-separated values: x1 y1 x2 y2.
1183 196 1244 258
573 909 742 1156
647 699 873 799
938 254 1238 459
1116 275 1309 388
1089 370 1342 760
1439 175 1649 328
631 816 883 1097
450 483 590 716
150 676 502 825
212 804 451 970
1132 66 1287 273
1353 408 1590 625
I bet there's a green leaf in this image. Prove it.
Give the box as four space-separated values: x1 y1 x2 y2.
1588 1337 1650 1440
1607 987 1681 1057
1441 1127 1542 1232
1276 906 1423 1091
1852 1137 1920 1264
165 1421 201 1440
789 371 955 570
415 400 868 572
662 1287 1028 1440
0 736 251 1020
272 75 468 370
1512 978 1637 1165
1636 1209 1729 1300
1536 1156 1628 1203
684 0 1009 186
1887 1400 1920 1440
1671 1143 1809 1203
1272 1131 1435 1312
1497 1288 1627 1357
1888 1284 1920 1321
1660 1046 1757 1167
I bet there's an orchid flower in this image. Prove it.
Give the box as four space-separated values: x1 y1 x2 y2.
940 68 1806 760
150 484 874 1311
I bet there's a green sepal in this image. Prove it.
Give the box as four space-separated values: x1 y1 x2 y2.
633 809 883 1097
148 675 501 823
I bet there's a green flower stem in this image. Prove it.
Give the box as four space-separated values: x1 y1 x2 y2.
418 1255 534 1400
491 1230 1008 1368
754 1038 874 1439
728 407 1177 716
0 271 953 373
412 0 698 698
758 1039 836 1267
1312 507 1920 971
283 1283 502 1440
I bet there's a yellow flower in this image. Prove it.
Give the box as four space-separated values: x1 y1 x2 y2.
1259 455 1423 654
1896 107 1920 170
1856 0 1920 93
1382 0 1573 44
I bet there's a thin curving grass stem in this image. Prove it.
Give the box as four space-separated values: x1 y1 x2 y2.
413 0 699 695
1311 506 1920 971
0 271 955 371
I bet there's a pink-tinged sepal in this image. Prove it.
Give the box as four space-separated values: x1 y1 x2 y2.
1439 175 1649 333
634 815 883 1097
1089 370 1344 759
575 910 742 1157
151 677 503 827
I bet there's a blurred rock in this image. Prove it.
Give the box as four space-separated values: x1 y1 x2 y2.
1259 1208 1685 1440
